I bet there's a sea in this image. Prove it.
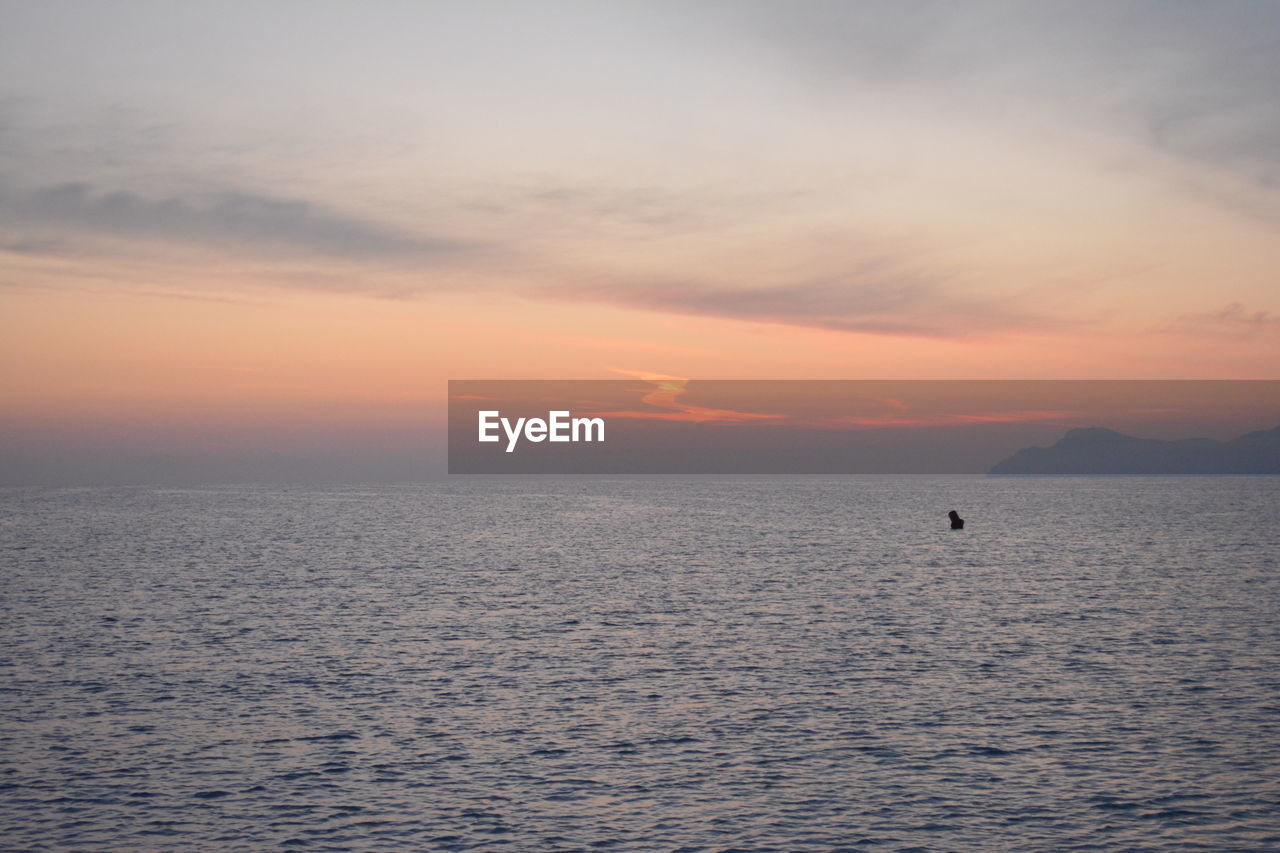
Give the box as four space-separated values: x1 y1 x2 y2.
1 477 1277 851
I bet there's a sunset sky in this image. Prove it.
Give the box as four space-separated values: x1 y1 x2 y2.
2 1 1278 481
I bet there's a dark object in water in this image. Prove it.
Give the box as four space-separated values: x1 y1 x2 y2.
948 510 964 530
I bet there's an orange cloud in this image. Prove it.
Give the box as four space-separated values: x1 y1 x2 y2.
592 375 786 424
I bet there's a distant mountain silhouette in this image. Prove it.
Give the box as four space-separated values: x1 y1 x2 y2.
989 425 1280 474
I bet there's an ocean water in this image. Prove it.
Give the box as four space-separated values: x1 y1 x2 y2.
1 477 1278 852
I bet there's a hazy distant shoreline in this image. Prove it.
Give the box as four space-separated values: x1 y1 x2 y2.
990 425 1280 475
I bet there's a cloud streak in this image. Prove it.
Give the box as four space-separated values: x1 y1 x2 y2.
1172 303 1280 339
540 274 1059 339
0 178 474 261
591 377 787 423
722 1 1280 192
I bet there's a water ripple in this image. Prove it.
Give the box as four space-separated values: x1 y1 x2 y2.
1 477 1278 850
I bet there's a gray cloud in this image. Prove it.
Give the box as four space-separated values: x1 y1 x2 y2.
0 177 473 261
1120 4 1280 190
463 180 824 245
540 268 1058 339
1173 303 1280 339
1 167 1055 339
717 0 1280 190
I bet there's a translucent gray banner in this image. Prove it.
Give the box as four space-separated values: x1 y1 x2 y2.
448 380 1280 474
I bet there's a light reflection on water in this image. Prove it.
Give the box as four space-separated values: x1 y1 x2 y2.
1 477 1278 850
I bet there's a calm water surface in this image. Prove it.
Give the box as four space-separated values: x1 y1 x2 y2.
1 478 1278 851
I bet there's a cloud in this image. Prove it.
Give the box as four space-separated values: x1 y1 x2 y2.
0 168 1058 341
0 172 1058 340
719 0 1280 192
1127 4 1280 191
590 376 786 423
540 271 1058 339
1172 303 1280 339
0 177 474 261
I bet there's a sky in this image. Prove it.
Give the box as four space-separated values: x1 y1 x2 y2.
1 1 1278 482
